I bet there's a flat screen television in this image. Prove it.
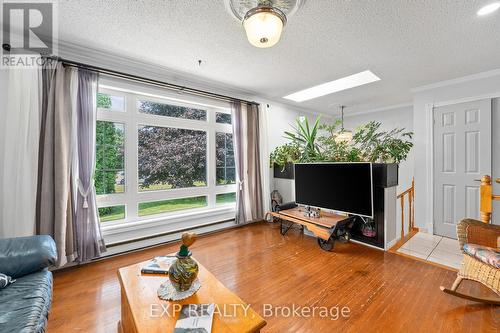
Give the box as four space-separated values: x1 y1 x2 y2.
294 162 373 218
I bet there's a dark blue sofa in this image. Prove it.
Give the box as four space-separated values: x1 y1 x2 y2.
0 236 57 333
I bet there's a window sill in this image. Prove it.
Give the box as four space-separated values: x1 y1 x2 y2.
101 206 236 245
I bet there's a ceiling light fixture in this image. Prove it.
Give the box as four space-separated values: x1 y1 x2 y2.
283 70 381 102
243 1 286 48
477 2 500 16
225 0 303 48
335 106 353 143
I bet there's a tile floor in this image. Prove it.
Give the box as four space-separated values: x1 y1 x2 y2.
397 232 463 269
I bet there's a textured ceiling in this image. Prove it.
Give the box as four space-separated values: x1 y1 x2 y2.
57 0 500 114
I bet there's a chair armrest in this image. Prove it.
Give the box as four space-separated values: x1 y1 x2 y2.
457 219 500 252
0 235 57 278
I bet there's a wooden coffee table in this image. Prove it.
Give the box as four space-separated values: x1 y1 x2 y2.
268 207 354 251
117 257 266 333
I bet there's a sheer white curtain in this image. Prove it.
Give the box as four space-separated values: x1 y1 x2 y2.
73 69 106 261
0 69 40 237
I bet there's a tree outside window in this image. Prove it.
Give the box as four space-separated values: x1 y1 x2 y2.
216 132 235 185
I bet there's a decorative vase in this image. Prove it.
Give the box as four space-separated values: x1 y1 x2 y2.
168 232 199 292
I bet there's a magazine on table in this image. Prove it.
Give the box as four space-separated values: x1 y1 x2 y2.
174 304 215 333
140 256 177 274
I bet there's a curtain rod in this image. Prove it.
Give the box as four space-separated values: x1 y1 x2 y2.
42 56 259 106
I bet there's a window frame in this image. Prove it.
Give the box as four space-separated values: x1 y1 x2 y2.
96 78 236 228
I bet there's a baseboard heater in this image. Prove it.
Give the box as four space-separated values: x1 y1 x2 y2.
52 219 236 272
106 219 235 248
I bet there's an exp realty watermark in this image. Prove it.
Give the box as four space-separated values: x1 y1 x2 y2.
263 304 350 321
150 303 350 321
1 0 57 69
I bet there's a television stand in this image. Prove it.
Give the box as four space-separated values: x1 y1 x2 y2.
267 207 355 251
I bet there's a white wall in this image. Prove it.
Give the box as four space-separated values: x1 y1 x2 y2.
412 70 500 230
0 71 7 98
0 71 8 236
344 105 414 239
0 71 7 139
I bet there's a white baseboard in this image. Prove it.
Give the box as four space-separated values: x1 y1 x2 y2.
385 238 399 250
103 220 237 257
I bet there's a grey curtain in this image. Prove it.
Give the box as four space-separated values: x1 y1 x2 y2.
37 62 105 266
74 69 106 262
232 101 264 224
36 62 77 266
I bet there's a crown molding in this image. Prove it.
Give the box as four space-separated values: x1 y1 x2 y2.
57 40 257 99
411 68 500 93
342 102 413 117
56 39 322 117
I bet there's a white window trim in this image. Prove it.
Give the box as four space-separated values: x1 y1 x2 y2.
95 77 236 240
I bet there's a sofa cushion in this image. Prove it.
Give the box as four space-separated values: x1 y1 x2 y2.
463 243 500 269
0 274 15 289
0 236 57 279
0 270 52 333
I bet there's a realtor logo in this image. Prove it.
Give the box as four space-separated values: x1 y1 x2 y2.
1 1 57 68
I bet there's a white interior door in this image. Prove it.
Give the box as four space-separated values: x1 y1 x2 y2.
433 99 491 238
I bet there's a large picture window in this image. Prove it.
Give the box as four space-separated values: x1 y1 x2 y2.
95 82 235 225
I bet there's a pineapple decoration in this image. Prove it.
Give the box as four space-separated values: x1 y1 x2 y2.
168 232 199 292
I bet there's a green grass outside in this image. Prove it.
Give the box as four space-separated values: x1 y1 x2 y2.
99 192 236 222
98 205 125 222
139 181 206 192
216 192 236 204
138 196 207 216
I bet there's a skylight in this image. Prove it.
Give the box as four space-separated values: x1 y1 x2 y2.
477 2 500 16
283 70 381 102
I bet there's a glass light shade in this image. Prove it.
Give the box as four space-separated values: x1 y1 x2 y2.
243 9 284 48
335 130 353 143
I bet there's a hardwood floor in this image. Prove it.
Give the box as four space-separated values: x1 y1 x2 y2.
48 222 500 333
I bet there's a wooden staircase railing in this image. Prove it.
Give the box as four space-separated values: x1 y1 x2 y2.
479 175 500 224
397 178 415 239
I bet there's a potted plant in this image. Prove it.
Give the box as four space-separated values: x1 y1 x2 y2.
284 116 323 163
351 121 413 187
269 143 301 179
270 117 413 185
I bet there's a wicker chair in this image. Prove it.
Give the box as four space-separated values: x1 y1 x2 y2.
440 219 500 305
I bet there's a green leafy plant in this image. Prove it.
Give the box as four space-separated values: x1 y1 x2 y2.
270 117 413 168
378 132 413 163
269 142 301 170
284 116 323 162
352 121 413 163
318 120 362 162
